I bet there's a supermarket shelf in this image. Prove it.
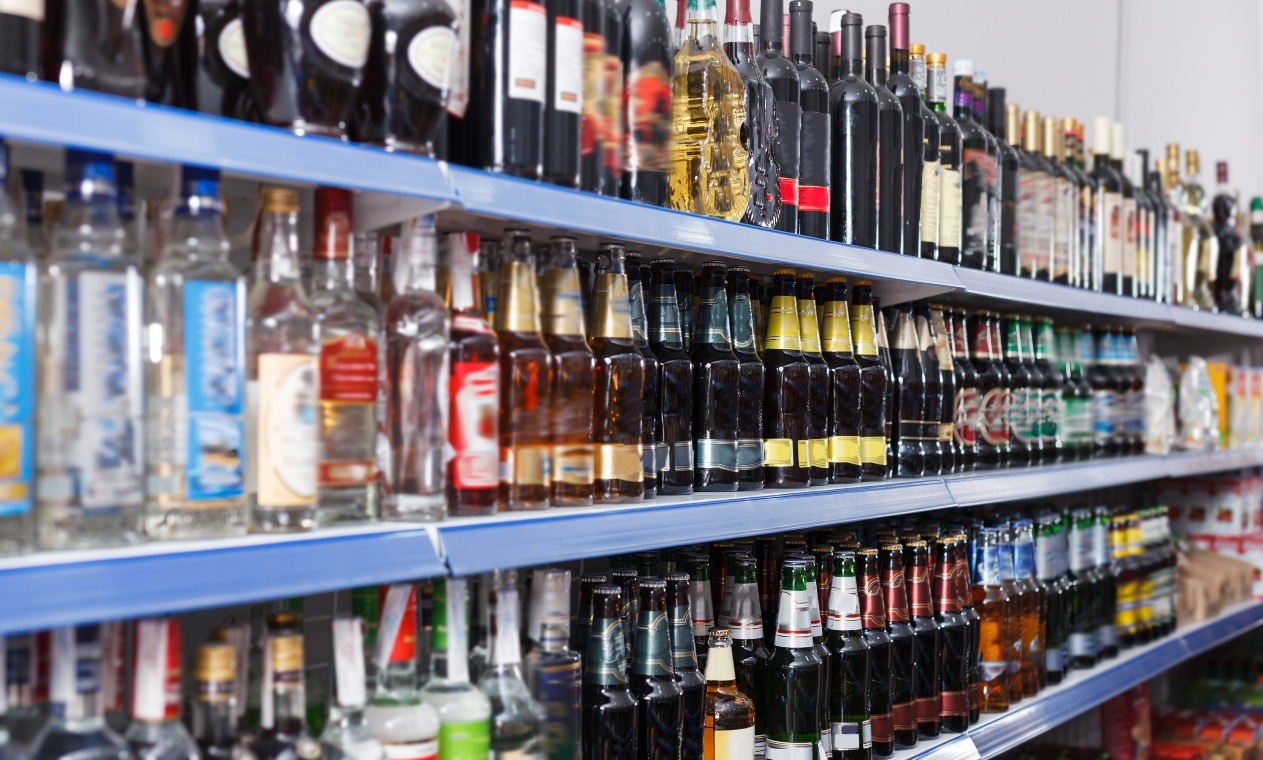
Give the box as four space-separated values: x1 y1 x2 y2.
0 523 445 635
1169 305 1263 339
952 267 1173 324
943 456 1173 507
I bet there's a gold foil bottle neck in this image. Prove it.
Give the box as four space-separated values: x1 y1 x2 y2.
1040 116 1057 158
270 635 304 673
1187 149 1200 176
821 298 853 355
1004 104 1020 146
909 42 925 57
495 260 543 333
591 274 633 339
261 187 300 214
926 52 946 67
541 267 587 337
196 643 237 683
1021 110 1040 153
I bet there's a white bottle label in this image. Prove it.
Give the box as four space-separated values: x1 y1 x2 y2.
219 18 250 78
765 739 814 760
408 26 458 90
552 16 583 113
1122 196 1137 279
332 617 368 708
0 0 43 22
714 727 755 760
508 1 547 102
382 740 438 760
832 722 860 750
309 0 371 69
255 353 319 507
939 168 963 250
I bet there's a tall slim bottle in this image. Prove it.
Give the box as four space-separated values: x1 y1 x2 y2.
1091 118 1125 295
38 151 145 549
191 641 249 760
766 560 822 760
1066 508 1098 670
913 302 943 476
467 0 544 178
951 64 988 269
868 25 902 255
703 630 756 760
849 282 888 480
759 0 800 233
857 551 892 758
383 217 449 522
820 278 860 484
631 579 683 760
926 54 961 265
796 274 829 484
762 270 810 487
725 268 765 489
539 237 596 506
723 0 780 227
910 44 939 260
420 579 493 760
904 542 939 739
1045 119 1078 286
583 586 637 760
970 71 1001 272
990 93 1019 276
1094 506 1120 660
590 245 647 502
524 569 582 760
144 166 248 539
1001 314 1034 467
828 11 877 248
495 230 553 510
927 305 955 474
951 309 979 472
933 540 968 733
886 4 922 257
879 545 916 750
647 259 694 495
667 574 706 760
619 0 671 206
692 262 740 491
971 313 1003 470
684 555 716 664
1110 124 1138 297
544 0 583 187
889 303 924 478
629 257 659 499
789 0 829 238
1015 109 1050 280
825 552 871 760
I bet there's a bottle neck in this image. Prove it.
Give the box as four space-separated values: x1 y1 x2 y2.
727 582 765 641
694 282 733 350
313 257 355 292
702 643 736 685
395 220 439 296
256 210 305 286
773 586 814 649
194 692 239 749
859 566 887 630
594 271 635 340
821 298 853 355
890 47 909 75
825 572 861 631
431 579 471 685
649 272 685 347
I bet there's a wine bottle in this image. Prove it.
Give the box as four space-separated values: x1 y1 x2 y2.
909 43 939 261
545 0 583 186
867 24 902 255
789 0 828 239
758 0 801 234
887 4 922 257
925 53 960 265
828 11 877 248
194 0 258 120
990 94 1019 276
139 0 197 106
952 61 990 270
620 0 672 206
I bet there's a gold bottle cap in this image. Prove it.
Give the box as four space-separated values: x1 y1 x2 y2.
852 279 872 286
826 276 848 284
1021 110 1040 153
773 267 797 276
270 634 304 672
905 540 927 548
909 42 925 56
1187 149 1200 175
857 548 878 556
196 643 237 683
261 187 300 213
1004 103 1021 146
1167 143 1180 160
1040 116 1057 158
926 52 946 67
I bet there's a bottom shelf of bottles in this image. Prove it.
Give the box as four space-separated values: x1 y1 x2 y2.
909 600 1263 760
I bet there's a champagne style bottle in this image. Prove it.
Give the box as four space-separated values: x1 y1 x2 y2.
857 551 892 757
796 274 829 484
725 268 766 489
789 0 829 239
762 270 810 488
820 278 861 484
692 262 740 492
723 0 780 227
828 11 877 248
867 25 902 255
758 0 800 233
647 259 695 495
887 4 922 257
849 282 887 480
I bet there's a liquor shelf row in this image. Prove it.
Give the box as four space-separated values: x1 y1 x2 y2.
2 74 1262 340
2 447 1260 636
905 600 1263 760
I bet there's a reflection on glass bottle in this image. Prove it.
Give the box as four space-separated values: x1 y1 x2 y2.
868 25 902 256
195 0 258 120
765 560 821 760
647 259 694 495
725 267 764 490
480 570 546 760
757 0 799 234
620 0 672 206
524 569 581 760
46 0 146 96
819 278 859 484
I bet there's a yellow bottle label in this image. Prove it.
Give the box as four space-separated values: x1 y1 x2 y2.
594 443 644 482
764 438 793 468
850 305 877 357
494 261 542 333
540 268 587 337
828 436 860 465
798 298 822 354
821 300 853 354
500 445 551 486
809 439 828 468
591 274 633 340
939 423 954 442
860 436 887 465
764 295 801 351
797 439 808 469
256 353 319 508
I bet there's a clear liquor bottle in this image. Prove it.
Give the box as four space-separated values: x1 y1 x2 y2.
439 232 501 516
321 616 384 760
365 584 439 760
144 166 249 540
724 267 764 489
539 238 596 506
722 0 779 227
691 262 739 492
630 579 683 760
250 613 349 760
702 629 755 760
480 571 546 760
29 627 133 760
590 246 647 503
581 586 637 760
647 259 694 495
0 140 37 555
192 643 251 760
421 579 492 760
383 216 450 521
524 570 581 760
37 150 144 549
666 574 706 760
494 230 553 511
310 187 380 525
124 619 197 760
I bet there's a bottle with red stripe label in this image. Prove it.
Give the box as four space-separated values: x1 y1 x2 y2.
757 0 801 234
126 618 198 758
368 584 440 760
857 549 892 757
879 544 917 750
788 0 829 239
322 614 385 760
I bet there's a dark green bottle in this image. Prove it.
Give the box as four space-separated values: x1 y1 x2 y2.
765 559 822 760
574 573 610 654
728 557 771 757
583 585 638 760
691 262 740 492
825 551 871 760
725 267 766 490
666 573 705 760
648 258 695 495
631 579 683 760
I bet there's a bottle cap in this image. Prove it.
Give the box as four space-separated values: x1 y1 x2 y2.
261 187 300 213
909 42 924 56
888 2 908 50
1092 116 1112 156
926 52 946 67
1110 122 1125 160
952 58 973 76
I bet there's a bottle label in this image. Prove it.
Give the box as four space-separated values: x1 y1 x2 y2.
438 720 491 760
500 445 551 486
1063 396 1091 444
0 262 35 517
1102 192 1122 276
795 439 808 470
553 444 595 486
450 361 499 489
1098 623 1117 650
625 61 671 173
1091 389 1118 442
773 101 802 187
318 333 378 487
633 609 672 675
920 160 941 246
537 659 582 760
584 617 628 685
978 387 1007 446
407 26 458 90
859 436 886 465
382 740 438 760
940 690 967 717
549 16 584 114
595 443 643 483
1067 632 1096 658
939 168 963 250
1007 387 1029 444
1122 197 1137 279
754 735 766 758
714 727 756 760
849 304 876 357
773 589 813 648
891 701 916 732
916 695 940 723
831 722 861 750
217 17 250 78
1054 178 1076 279
507 0 547 102
131 619 181 721
0 0 43 21
809 439 827 469
764 295 801 351
1042 388 1061 443
828 436 860 465
253 353 319 507
581 31 605 159
696 438 738 472
798 110 830 212
764 740 812 760
736 439 764 471
763 438 793 468
309 0 371 69
871 712 893 744
954 386 979 448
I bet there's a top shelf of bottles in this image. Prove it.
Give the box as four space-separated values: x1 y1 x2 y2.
3 73 1260 338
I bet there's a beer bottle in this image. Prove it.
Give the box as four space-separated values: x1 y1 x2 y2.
766 559 823 760
820 278 861 484
878 544 917 749
703 629 757 760
628 255 660 498
873 301 895 467
1032 316 1063 464
857 549 893 757
787 552 833 755
725 267 766 489
1010 518 1045 696
933 539 968 734
1017 315 1047 466
494 229 554 510
682 554 716 666
797 273 831 485
811 545 835 621
675 268 696 353
631 579 684 760
889 302 925 478
987 313 1013 469
582 586 638 760
1088 325 1120 458
971 311 1004 470
929 306 957 474
993 521 1025 703
849 282 888 480
440 231 501 516
728 557 771 758
613 567 640 663
1067 507 1099 669
825 551 872 760
574 574 611 654
589 244 647 503
972 528 1011 713
667 573 707 760
648 258 696 495
756 538 780 649
1033 514 1066 685
1121 327 1145 455
1056 326 1090 461
950 308 979 472
762 270 811 488
1094 505 1119 660
952 534 981 724
1001 314 1035 467
541 236 598 505
692 262 740 492
903 541 941 739
751 277 767 356
913 302 943 476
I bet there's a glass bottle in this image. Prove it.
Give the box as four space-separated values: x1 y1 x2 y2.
1032 317 1062 464
320 616 383 760
46 0 146 96
691 262 739 492
765 560 820 760
795 555 831 756
589 245 647 502
1044 118 1078 285
992 523 1024 704
684 555 716 666
932 540 967 733
646 259 694 495
992 95 1019 276
619 0 672 206
877 545 915 750
1034 515 1066 685
421 579 493 760
1058 327 1092 461
970 529 1009 714
541 0 583 186
194 0 257 120
309 188 380 525
912 303 943 476
0 148 33 554
928 305 956 474
867 25 902 254
1089 326 1120 458
1109 124 1139 297
702 630 755 760
192 643 250 760
722 0 779 227
1066 508 1098 670
873 303 894 471
824 551 870 760
1001 314 1034 468
479 571 546 760
1010 519 1045 695
1094 506 1119 660
241 0 370 139
724 268 764 489
950 64 986 269
364 584 439 760
926 53 961 264
37 151 144 549
762 270 809 488
582 586 637 760
970 312 1003 470
828 11 876 247
971 71 1001 273
630 579 683 760
949 309 978 471
726 558 769 758
573 574 610 657
124 619 198 760
628 256 659 499
793 274 828 485
28 627 133 760
820 278 860 484
666 574 706 760
903 542 939 740
886 5 922 257
250 613 348 760
757 0 800 233
889 303 923 479
1090 117 1125 295
383 216 449 521
951 535 981 724
787 0 827 239
494 230 553 510
524 569 581 760
579 0 621 196
856 551 891 757
848 282 887 480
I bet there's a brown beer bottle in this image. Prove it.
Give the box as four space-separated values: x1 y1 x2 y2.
849 282 888 480
820 278 861 484
761 270 810 488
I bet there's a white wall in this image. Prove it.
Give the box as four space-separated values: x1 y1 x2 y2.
694 0 1263 198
